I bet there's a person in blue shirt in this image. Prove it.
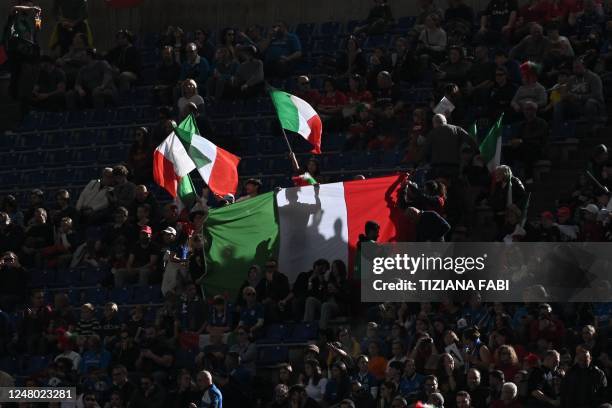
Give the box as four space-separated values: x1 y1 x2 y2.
259 21 302 77
191 370 222 408
237 286 264 336
79 334 111 375
399 358 424 400
180 42 210 89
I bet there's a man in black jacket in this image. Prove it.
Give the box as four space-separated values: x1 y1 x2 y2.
106 29 141 92
256 258 290 323
561 347 607 407
283 258 328 321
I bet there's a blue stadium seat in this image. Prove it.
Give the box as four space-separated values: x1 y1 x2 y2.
67 110 94 127
319 21 342 36
287 322 319 342
30 269 55 287
67 288 82 305
23 355 50 376
53 268 78 287
132 285 163 304
90 109 116 126
83 287 108 305
257 345 289 366
0 357 18 374
109 287 132 305
39 112 66 130
256 324 290 344
175 348 197 370
396 16 417 32
79 266 108 286
345 20 361 34
294 23 315 38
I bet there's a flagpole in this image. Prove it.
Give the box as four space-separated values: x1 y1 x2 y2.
267 84 299 170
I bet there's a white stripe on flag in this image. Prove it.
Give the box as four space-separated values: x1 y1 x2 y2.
189 134 218 183
290 95 317 137
276 182 349 283
158 132 196 177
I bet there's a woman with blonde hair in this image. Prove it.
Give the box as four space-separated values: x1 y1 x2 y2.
493 344 521 381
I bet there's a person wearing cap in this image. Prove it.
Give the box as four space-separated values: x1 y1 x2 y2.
160 226 189 296
527 211 561 241
579 202 604 241
236 179 262 202
113 225 160 287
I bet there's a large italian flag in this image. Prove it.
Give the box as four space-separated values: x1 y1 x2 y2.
270 89 322 154
153 115 240 198
203 175 412 295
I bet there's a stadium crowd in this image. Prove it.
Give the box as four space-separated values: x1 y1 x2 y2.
2 0 612 407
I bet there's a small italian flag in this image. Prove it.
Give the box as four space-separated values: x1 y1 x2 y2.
292 172 317 186
153 114 241 199
479 113 504 172
270 89 322 154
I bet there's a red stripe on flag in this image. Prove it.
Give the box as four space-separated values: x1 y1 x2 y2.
153 150 179 197
208 147 241 197
306 115 322 154
343 174 414 276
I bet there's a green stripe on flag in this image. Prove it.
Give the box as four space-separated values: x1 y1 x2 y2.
175 115 212 168
270 90 300 133
479 113 504 169
177 174 196 209
204 191 280 296
469 121 478 142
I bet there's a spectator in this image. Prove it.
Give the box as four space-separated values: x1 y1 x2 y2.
231 44 264 99
423 114 478 179
336 36 368 78
109 365 136 406
106 29 142 92
288 383 320 408
22 207 54 266
466 45 496 108
543 22 574 65
1 195 24 227
325 361 352 405
191 370 222 408
67 48 117 110
403 108 429 165
416 374 440 404
238 286 265 335
129 373 166 408
456 390 473 408
494 344 521 381
111 165 136 210
207 47 238 99
79 334 111 374
127 130 154 185
510 23 550 62
417 13 448 64
177 79 206 121
505 100 549 183
51 0 91 55
391 37 420 83
493 49 521 85
529 303 565 348
113 225 159 287
561 347 607 407
287 258 328 321
554 57 604 125
31 56 67 111
462 327 492 372
510 61 547 115
461 368 490 407
76 167 114 223
229 326 257 379
527 349 561 407
5 2 42 101
477 0 519 45
317 77 348 131
56 32 89 85
491 382 521 408
154 46 181 105
268 383 289 408
260 21 302 77
236 178 262 203
218 27 239 61
436 46 472 88
41 216 79 268
404 206 450 242
135 326 174 383
304 259 350 330
194 28 215 62
180 42 210 90
295 75 321 107
445 0 475 45
302 358 328 403
354 0 394 35
255 258 290 322
489 165 527 227
24 188 46 226
0 251 28 312
50 189 78 228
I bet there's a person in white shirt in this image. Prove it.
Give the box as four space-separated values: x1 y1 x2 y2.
76 167 114 222
303 358 328 403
